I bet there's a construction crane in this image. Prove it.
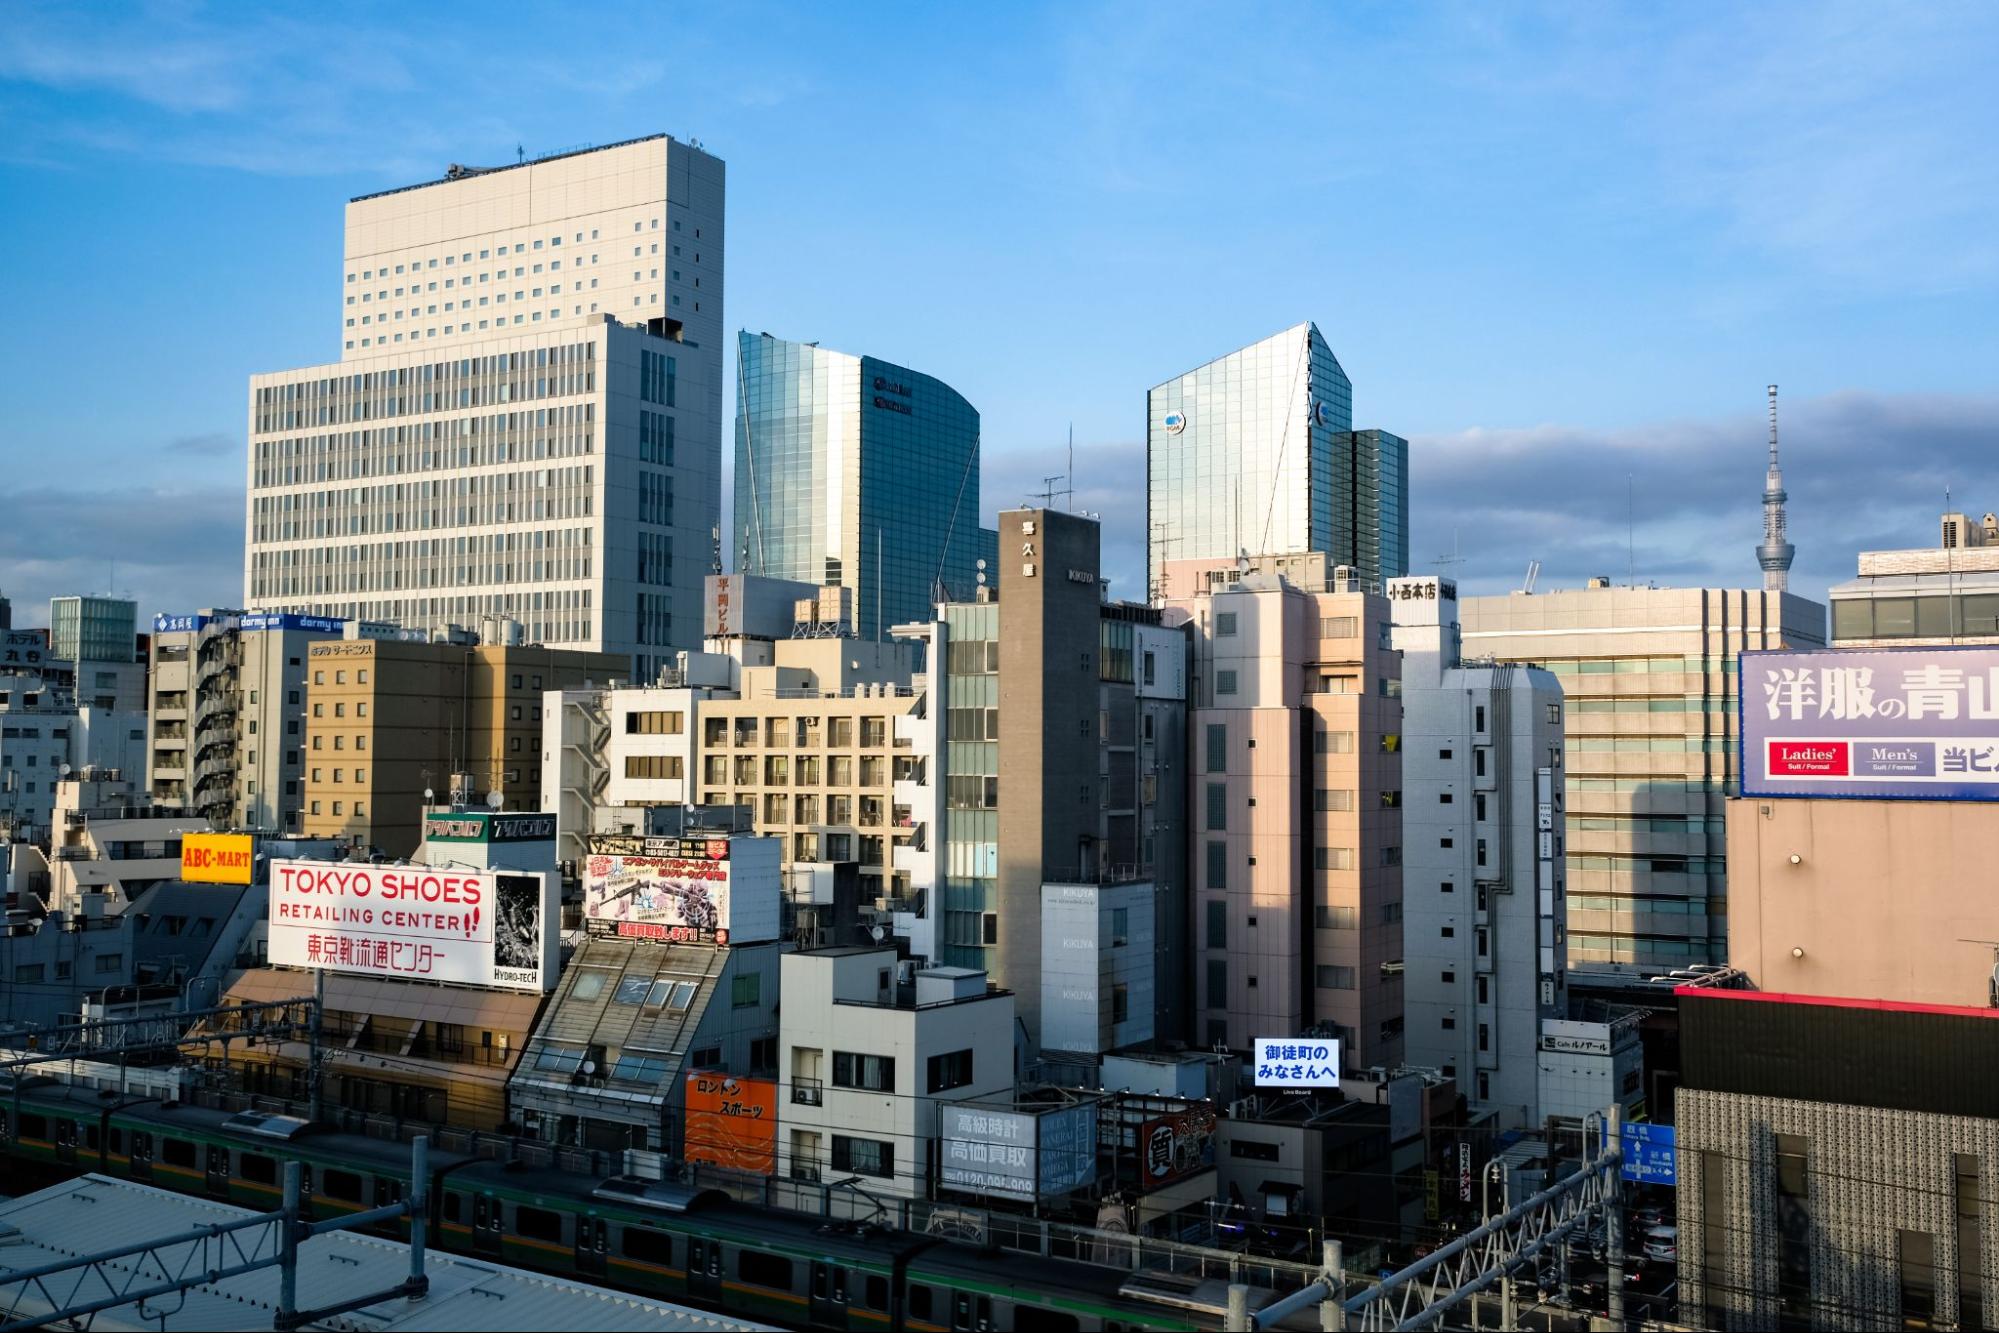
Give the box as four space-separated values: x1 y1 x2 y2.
1521 560 1541 595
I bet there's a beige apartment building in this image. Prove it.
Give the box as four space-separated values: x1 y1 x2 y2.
302 637 625 855
694 641 922 908
543 636 922 909
1463 582 1824 972
1163 554 1404 1066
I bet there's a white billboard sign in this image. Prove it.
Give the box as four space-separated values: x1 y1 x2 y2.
939 1103 1098 1201
1253 1037 1341 1088
267 860 552 991
583 852 733 943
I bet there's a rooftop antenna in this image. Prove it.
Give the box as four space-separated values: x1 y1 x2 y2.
516 143 526 164
1063 423 1075 512
1627 473 1636 587
1434 528 1465 575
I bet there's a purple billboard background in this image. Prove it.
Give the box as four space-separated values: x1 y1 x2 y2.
1741 646 1999 800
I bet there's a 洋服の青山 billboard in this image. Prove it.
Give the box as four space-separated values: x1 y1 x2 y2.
266 860 553 990
1743 647 1999 800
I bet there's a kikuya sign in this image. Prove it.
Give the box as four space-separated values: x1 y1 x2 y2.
267 860 553 991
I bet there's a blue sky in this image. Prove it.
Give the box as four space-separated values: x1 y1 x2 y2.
3 0 1997 621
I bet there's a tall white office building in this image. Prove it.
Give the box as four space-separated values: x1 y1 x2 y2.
1391 576 1567 1127
244 135 725 681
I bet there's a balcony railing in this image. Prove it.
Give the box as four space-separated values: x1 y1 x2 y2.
790 1076 823 1106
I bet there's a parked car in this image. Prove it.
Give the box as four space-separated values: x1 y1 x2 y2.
1642 1225 1678 1263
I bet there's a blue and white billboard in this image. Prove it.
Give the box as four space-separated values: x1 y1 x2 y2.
1253 1037 1341 1088
1742 647 1999 801
1620 1122 1676 1186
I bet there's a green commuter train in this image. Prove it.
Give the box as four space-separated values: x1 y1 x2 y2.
0 1078 1305 1331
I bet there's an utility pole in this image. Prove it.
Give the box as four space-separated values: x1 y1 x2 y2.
1607 1102 1626 1327
307 968 325 1120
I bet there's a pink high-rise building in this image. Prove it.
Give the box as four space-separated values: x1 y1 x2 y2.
1162 554 1404 1069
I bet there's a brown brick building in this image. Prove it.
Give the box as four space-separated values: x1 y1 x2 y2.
302 638 625 855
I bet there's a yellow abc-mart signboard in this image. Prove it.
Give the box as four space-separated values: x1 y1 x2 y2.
181 833 255 885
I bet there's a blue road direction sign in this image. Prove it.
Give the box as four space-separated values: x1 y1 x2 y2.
1621 1122 1677 1186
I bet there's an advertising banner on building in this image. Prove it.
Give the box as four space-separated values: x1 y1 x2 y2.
1137 1105 1217 1186
1 629 47 670
180 832 254 885
1743 647 1999 800
267 859 553 991
1252 1038 1340 1088
683 1072 776 1176
940 1102 1100 1202
582 848 732 944
422 812 557 844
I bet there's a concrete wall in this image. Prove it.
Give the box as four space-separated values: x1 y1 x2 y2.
1728 796 1999 1006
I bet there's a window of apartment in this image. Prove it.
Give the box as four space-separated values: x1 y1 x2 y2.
1205 783 1227 831
1321 615 1358 639
1206 840 1227 890
625 710 684 735
731 973 761 1008
1317 727 1355 754
1205 723 1227 773
1206 958 1227 1009
1216 669 1238 696
1775 1134 1812 1331
625 755 683 780
1316 847 1355 871
1206 899 1227 949
1957 1154 1985 1331
1112 983 1130 1023
1315 788 1355 812
830 1135 893 1179
1317 905 1358 930
1316 965 1356 990
1899 1230 1937 1327
831 1051 895 1092
1216 612 1237 636
926 1049 974 1093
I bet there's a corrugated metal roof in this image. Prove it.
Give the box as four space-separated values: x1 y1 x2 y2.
0 1174 771 1331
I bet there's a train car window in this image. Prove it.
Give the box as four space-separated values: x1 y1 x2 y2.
911 1286 933 1321
162 1138 196 1168
515 1205 563 1243
108 1128 123 1155
240 1153 279 1186
866 1275 889 1309
443 1193 463 1223
19 1115 47 1141
1025 1311 1079 1333
738 1250 793 1289
322 1168 365 1203
622 1227 673 1265
84 1125 100 1150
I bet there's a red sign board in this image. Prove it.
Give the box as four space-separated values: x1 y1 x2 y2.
1768 740 1850 777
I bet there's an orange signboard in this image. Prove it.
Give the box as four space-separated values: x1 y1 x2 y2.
181 833 255 885
683 1072 776 1176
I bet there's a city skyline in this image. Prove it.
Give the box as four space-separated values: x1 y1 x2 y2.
5 2 1997 620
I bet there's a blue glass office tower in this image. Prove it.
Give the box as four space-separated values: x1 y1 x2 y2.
735 332 989 639
1146 322 1407 589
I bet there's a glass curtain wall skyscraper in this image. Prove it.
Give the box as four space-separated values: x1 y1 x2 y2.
735 332 989 640
1147 322 1407 594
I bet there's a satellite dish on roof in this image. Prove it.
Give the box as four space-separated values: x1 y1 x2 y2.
869 924 886 943
58 763 72 777
424 787 435 804
485 790 504 810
